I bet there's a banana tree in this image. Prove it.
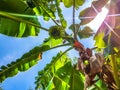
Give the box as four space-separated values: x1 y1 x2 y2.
0 0 120 90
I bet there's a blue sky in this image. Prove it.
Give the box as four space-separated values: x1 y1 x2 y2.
0 1 101 90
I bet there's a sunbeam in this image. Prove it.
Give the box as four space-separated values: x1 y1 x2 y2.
88 7 108 31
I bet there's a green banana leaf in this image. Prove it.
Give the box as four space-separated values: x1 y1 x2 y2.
0 45 50 83
35 52 84 90
0 0 40 37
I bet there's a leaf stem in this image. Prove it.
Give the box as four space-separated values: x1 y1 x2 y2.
50 47 73 65
109 55 120 89
0 11 49 31
43 47 73 75
91 47 98 50
0 45 72 79
57 47 73 58
0 52 41 76
73 0 77 40
41 6 59 25
47 43 71 51
34 0 59 26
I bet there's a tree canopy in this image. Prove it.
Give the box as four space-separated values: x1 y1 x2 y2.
1 0 120 90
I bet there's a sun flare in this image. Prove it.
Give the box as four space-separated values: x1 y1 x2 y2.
88 7 108 32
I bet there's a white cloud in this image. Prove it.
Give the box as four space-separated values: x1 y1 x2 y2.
0 54 17 66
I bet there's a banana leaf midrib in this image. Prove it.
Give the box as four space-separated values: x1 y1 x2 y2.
0 11 48 31
0 52 41 75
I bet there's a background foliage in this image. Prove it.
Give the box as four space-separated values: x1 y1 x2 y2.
0 0 120 90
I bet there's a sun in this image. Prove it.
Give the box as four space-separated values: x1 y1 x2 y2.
87 7 108 32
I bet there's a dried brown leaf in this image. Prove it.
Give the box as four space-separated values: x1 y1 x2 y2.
92 0 109 12
95 1 120 52
79 0 109 25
